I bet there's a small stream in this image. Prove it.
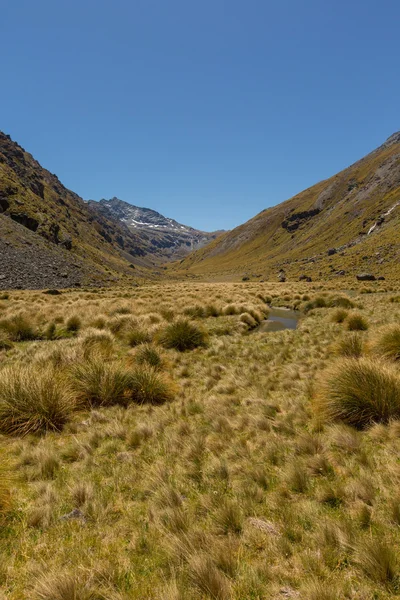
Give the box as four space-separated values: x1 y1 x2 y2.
256 306 300 332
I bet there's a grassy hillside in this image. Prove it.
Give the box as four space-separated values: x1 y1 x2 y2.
173 133 400 281
1 280 400 597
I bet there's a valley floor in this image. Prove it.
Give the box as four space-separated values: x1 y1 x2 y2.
1 280 400 599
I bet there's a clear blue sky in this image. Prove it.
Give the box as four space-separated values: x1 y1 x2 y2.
2 0 399 231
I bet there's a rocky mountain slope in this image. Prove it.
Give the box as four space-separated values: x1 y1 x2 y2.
174 132 400 281
88 197 222 260
0 132 220 289
0 131 158 288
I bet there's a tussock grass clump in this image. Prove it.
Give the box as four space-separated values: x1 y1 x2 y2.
159 319 207 351
184 305 206 318
312 296 327 309
302 581 340 600
330 308 348 324
333 333 364 358
286 461 309 493
205 304 220 317
304 294 354 314
65 315 82 334
0 313 39 341
222 304 239 316
355 539 398 587
188 554 231 600
81 328 115 359
345 313 369 331
0 365 73 435
70 359 133 408
126 326 151 347
135 344 163 369
0 331 13 350
110 305 132 315
44 322 57 340
213 498 243 534
303 297 327 312
317 358 400 428
129 367 175 405
107 315 137 336
372 326 400 362
33 571 97 600
239 312 257 329
90 315 107 329
328 295 356 309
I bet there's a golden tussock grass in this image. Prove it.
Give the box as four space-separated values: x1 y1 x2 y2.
0 281 399 598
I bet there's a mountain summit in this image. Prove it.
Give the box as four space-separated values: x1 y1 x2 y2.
88 197 223 260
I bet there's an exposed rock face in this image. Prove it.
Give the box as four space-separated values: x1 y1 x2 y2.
281 208 320 232
88 197 223 260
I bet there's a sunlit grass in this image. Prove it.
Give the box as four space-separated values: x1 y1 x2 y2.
0 282 399 598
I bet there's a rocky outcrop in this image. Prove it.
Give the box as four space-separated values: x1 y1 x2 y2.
281 208 320 232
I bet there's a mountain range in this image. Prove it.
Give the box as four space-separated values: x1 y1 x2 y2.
0 129 399 288
87 197 222 261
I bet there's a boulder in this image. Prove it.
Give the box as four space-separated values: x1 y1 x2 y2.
327 248 336 256
356 273 376 281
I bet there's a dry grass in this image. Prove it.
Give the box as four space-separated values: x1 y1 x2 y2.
0 282 399 599
346 312 369 331
333 332 364 357
372 325 400 361
128 367 176 405
0 448 13 520
134 344 163 369
158 318 208 351
316 358 400 428
69 359 133 408
0 364 74 435
33 571 98 600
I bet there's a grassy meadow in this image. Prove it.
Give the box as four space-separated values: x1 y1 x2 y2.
1 281 400 598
